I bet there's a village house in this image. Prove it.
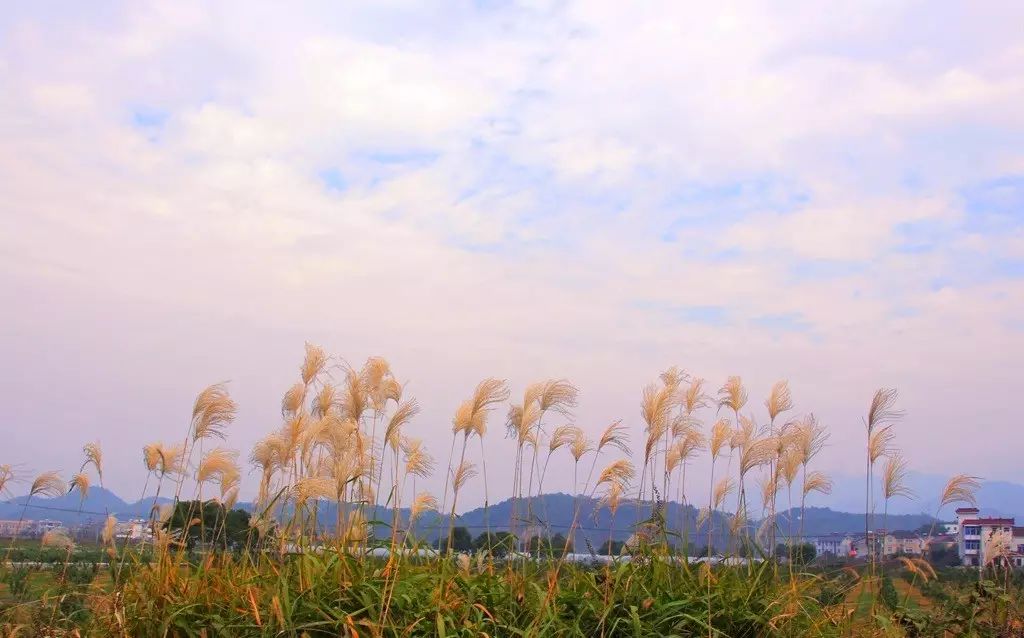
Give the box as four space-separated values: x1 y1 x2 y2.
955 507 1024 568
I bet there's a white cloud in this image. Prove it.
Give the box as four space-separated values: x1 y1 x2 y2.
1 0 1023 505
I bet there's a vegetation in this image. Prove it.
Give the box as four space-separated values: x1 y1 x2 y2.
1 344 1020 636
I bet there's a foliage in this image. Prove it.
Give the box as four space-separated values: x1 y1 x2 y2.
437 526 473 552
164 500 253 549
775 542 816 564
2 566 32 601
0 346 1007 636
880 575 899 611
472 531 517 557
927 542 961 568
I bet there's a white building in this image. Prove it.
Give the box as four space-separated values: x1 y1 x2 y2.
954 507 1024 568
810 533 854 557
115 518 153 543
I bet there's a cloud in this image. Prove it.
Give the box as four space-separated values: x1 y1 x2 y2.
1 1 1023 507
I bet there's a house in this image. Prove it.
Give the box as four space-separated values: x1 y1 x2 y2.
0 519 33 537
114 518 154 543
810 532 854 557
0 519 63 538
883 530 926 556
954 507 1024 567
842 529 927 559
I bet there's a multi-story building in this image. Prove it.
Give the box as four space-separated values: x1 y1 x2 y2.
954 507 1024 567
0 519 33 537
805 530 925 560
114 518 154 543
811 532 853 557
0 519 63 538
883 530 926 556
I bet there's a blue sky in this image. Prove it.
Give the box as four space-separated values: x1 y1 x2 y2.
1 1 1022 506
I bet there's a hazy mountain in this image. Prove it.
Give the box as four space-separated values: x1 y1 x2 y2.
811 472 1024 520
3 489 937 544
0 486 173 524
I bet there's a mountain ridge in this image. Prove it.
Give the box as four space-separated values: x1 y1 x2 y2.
2 488 937 542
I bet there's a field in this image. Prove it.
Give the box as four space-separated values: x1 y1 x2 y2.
2 345 1023 636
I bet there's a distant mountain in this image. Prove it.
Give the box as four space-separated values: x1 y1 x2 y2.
774 506 933 537
2 489 937 545
814 472 1024 520
0 486 173 524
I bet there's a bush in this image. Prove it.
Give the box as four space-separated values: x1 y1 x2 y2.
880 576 899 611
64 562 98 586
3 566 32 600
815 582 846 607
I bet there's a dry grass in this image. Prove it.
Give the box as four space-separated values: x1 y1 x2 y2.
3 344 1019 638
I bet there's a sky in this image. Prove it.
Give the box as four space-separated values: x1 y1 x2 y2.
1 1 1022 512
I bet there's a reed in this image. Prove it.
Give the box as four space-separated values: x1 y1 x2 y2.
5 345 1017 638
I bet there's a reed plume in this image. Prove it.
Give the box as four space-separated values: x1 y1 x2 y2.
156 443 185 477
293 476 336 504
311 383 338 419
409 492 438 523
0 464 13 497
282 382 307 418
709 418 731 460
882 453 913 502
31 471 66 498
82 441 103 486
596 459 635 488
569 429 592 463
340 366 369 423
939 474 982 509
659 366 687 392
192 382 237 441
599 481 624 516
69 472 90 502
712 477 735 510
300 342 328 386
452 461 477 492
717 376 748 413
41 529 74 550
101 515 117 546
868 388 904 430
402 437 435 478
802 471 833 497
143 444 161 473
384 399 420 451
197 448 240 484
597 420 630 454
538 379 579 416
765 381 793 423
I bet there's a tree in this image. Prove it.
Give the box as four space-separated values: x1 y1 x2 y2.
473 531 517 557
164 501 252 549
526 533 573 556
776 542 816 564
600 539 626 555
927 542 960 568
438 526 473 552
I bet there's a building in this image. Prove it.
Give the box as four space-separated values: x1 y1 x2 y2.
114 518 154 543
0 519 62 538
810 532 854 558
883 530 927 556
954 507 1024 567
0 519 33 537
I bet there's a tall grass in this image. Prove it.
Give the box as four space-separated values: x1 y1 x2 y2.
0 345 1016 637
